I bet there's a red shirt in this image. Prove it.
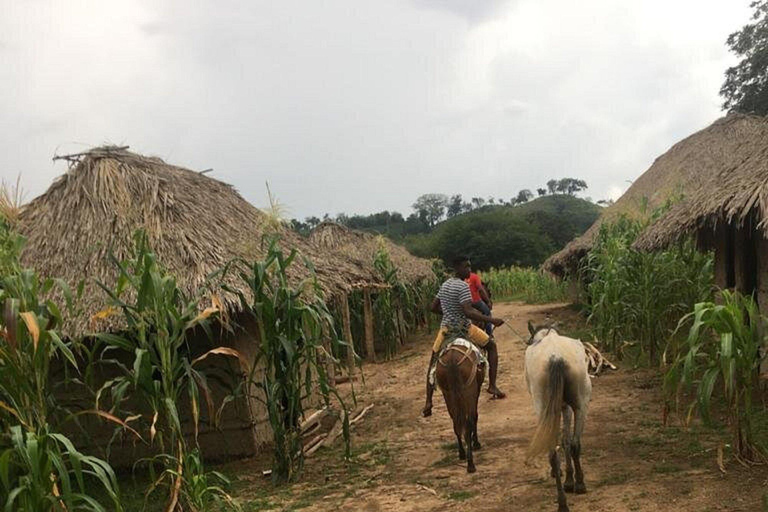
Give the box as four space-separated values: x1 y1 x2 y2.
465 273 483 303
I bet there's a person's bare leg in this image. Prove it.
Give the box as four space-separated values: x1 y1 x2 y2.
485 340 506 399
422 351 438 417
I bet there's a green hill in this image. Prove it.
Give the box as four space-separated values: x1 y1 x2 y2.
404 195 600 269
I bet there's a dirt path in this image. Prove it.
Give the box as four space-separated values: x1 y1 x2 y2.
228 301 768 512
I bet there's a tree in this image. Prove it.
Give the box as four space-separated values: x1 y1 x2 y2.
537 188 547 197
721 1 768 114
546 179 558 195
515 189 533 204
447 194 464 218
471 197 486 209
555 178 587 195
412 193 448 228
305 216 321 230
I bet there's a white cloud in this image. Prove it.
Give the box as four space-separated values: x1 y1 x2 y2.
0 0 755 217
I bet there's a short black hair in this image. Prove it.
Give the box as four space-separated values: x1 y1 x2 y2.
451 255 470 268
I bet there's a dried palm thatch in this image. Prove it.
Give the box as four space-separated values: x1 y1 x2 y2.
16 146 372 336
543 114 762 275
634 114 768 251
309 222 435 285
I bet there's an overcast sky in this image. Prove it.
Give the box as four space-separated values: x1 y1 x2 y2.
0 0 753 219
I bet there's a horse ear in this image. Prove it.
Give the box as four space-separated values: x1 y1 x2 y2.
527 320 535 336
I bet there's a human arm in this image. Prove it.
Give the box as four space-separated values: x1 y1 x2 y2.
430 297 442 315
479 285 492 309
461 302 503 326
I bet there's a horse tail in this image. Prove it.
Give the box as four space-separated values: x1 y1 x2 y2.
528 356 566 458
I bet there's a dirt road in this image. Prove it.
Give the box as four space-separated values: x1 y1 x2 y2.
229 301 767 512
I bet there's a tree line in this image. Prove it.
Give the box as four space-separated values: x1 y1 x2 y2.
291 177 591 237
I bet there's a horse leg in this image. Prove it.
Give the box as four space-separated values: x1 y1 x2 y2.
454 419 466 460
572 404 587 494
549 449 569 512
562 405 574 492
466 414 476 473
472 370 482 450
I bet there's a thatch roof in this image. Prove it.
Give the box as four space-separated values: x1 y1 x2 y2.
16 146 372 336
309 222 435 285
543 114 761 275
634 114 768 250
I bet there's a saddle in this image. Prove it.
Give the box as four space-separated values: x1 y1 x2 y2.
430 338 487 388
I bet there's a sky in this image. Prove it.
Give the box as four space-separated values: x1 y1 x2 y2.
0 0 754 220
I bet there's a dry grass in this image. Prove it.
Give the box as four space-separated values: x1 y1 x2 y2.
544 113 768 274
15 146 388 336
0 175 26 226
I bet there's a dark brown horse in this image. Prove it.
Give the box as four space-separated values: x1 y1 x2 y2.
435 341 485 473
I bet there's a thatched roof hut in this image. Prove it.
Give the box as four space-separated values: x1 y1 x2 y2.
309 222 435 286
632 114 768 311
634 114 768 251
16 146 368 337
543 114 762 276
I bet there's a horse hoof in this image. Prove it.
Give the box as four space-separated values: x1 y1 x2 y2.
467 464 476 474
574 483 587 495
564 481 574 493
558 505 570 512
473 442 482 450
459 452 466 460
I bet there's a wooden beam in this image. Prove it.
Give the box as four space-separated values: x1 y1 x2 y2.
340 293 356 377
713 222 729 291
363 288 376 362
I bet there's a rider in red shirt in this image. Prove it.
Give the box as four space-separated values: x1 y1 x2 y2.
466 272 493 335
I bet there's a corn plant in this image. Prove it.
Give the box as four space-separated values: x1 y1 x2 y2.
224 237 350 483
582 214 713 363
0 256 121 511
481 266 568 304
0 425 122 512
664 291 767 462
91 231 240 510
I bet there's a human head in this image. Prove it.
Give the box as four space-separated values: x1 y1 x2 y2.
451 255 471 279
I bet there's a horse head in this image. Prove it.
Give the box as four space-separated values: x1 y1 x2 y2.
526 320 559 345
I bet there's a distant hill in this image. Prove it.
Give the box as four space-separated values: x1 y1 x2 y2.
403 195 601 270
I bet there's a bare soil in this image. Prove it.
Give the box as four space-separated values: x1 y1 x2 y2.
225 301 768 512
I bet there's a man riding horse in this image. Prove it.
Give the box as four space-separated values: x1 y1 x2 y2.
422 255 506 417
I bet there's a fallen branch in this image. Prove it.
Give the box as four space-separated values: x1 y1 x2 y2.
349 404 374 426
416 483 438 496
300 406 335 435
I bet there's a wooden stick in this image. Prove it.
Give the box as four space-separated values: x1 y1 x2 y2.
341 293 356 377
349 404 374 426
363 288 375 362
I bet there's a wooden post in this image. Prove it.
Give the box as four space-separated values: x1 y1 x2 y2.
397 307 407 345
713 222 729 293
363 288 376 362
757 235 768 379
757 235 768 314
733 224 752 293
321 319 335 387
341 292 356 377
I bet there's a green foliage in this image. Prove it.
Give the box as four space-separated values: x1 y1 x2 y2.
0 426 123 512
583 214 713 364
665 291 767 462
407 195 600 270
721 0 768 114
225 237 349 483
91 231 239 510
481 267 568 304
0 247 120 511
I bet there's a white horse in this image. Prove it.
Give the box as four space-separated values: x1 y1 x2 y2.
525 321 592 512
